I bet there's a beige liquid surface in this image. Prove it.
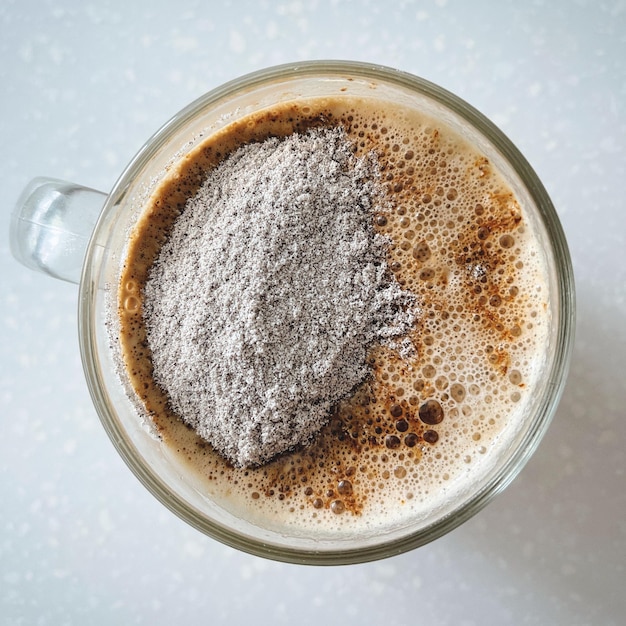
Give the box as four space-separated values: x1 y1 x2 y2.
116 95 550 536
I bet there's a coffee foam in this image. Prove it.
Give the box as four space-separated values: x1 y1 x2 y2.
116 95 550 536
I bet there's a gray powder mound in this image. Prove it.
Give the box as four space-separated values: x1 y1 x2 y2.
143 127 415 467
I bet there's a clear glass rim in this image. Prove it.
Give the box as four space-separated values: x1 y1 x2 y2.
78 60 576 565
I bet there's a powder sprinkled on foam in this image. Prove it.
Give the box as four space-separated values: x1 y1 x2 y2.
142 127 414 467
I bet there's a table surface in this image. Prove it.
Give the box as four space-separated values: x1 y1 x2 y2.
1 2 624 624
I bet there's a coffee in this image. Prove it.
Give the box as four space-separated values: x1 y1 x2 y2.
115 95 550 536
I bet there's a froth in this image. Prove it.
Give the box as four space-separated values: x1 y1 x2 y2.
116 95 550 536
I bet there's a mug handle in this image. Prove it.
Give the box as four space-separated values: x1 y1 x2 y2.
10 177 107 284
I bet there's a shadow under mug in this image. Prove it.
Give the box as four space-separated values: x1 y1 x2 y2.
10 61 575 565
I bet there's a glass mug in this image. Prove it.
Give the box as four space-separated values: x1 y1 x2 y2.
10 61 575 565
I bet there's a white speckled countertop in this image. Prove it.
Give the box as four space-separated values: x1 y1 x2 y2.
1 1 624 624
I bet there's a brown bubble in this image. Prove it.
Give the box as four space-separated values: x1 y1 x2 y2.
124 296 140 312
394 466 407 478
419 268 435 281
404 433 419 447
331 500 345 514
395 419 409 432
450 383 466 402
422 364 436 378
500 234 515 248
435 376 448 390
385 435 401 449
423 430 439 444
418 400 444 425
412 241 432 263
390 403 403 417
337 480 353 496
